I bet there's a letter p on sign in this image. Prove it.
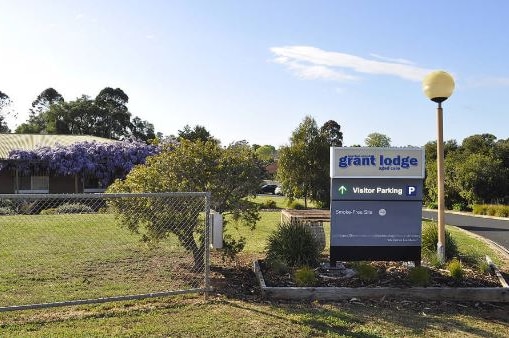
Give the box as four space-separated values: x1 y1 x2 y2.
406 186 417 196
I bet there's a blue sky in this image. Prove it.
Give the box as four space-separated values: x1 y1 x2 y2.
1 0 508 147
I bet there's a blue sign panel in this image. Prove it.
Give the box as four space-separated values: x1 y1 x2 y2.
331 200 422 247
331 178 423 201
329 147 424 263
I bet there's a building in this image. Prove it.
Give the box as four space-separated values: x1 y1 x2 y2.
0 134 118 194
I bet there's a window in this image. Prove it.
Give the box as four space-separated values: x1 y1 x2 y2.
17 175 49 193
83 175 105 193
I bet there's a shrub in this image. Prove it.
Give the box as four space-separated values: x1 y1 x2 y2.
266 222 320 267
448 258 464 281
472 204 509 217
354 262 378 282
220 234 246 263
408 266 431 286
56 203 94 214
494 205 509 217
40 208 57 215
0 207 14 215
452 202 470 212
267 258 289 274
260 199 277 209
294 266 317 286
287 200 305 210
477 260 491 275
425 202 438 209
421 222 458 260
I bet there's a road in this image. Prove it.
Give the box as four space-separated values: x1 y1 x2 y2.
422 209 509 253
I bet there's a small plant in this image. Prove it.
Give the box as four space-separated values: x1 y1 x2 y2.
477 260 491 275
294 266 317 286
422 249 443 268
56 203 94 214
266 222 320 267
40 208 57 215
0 207 14 215
220 234 246 263
287 200 305 210
355 262 378 282
408 266 431 286
267 258 289 274
421 222 458 260
448 258 464 281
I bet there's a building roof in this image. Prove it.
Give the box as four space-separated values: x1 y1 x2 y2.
0 134 116 159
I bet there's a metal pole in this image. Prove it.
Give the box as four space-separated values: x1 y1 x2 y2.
436 102 446 262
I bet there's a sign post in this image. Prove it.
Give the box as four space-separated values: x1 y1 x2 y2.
330 147 425 265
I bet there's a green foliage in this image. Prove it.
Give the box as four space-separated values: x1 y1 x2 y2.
447 258 464 281
40 208 57 215
267 258 289 274
15 87 156 141
55 203 94 214
294 266 317 286
477 260 491 275
423 135 509 208
178 124 216 143
266 222 320 267
408 266 431 286
260 199 278 209
276 116 331 209
452 202 470 211
472 204 509 217
354 262 378 282
107 139 264 267
0 207 14 215
220 234 246 263
364 132 391 147
287 200 305 210
421 222 458 260
255 145 277 162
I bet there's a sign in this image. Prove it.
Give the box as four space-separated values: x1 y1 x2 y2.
329 147 424 264
331 178 423 201
331 200 422 246
330 147 425 178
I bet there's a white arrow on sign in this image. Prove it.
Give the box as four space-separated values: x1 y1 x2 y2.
338 185 347 195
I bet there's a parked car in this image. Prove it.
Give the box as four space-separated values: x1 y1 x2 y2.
274 186 283 195
258 184 277 194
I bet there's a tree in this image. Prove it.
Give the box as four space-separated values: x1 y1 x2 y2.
461 134 497 156
106 139 264 268
178 124 216 143
16 88 64 134
255 145 277 162
320 120 343 147
0 91 12 133
365 132 391 147
455 153 507 205
15 87 157 141
130 116 156 142
277 116 330 208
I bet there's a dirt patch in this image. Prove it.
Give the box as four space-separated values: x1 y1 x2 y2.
259 260 504 288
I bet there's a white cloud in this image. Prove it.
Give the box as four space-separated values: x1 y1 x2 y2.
369 53 414 65
271 46 431 82
466 76 509 87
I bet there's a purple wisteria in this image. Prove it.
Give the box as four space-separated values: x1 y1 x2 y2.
6 140 160 186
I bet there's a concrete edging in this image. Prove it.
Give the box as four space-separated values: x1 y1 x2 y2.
253 260 509 303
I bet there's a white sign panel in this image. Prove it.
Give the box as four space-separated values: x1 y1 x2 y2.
330 147 425 179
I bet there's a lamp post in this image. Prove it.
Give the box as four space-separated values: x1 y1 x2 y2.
422 70 455 263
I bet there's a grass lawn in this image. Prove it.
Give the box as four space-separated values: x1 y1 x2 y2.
0 211 508 337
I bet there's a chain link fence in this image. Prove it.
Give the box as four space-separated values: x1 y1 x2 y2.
0 192 211 311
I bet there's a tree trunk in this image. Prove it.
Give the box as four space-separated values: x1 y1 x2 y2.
176 229 204 271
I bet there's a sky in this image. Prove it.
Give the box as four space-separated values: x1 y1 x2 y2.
1 0 509 148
